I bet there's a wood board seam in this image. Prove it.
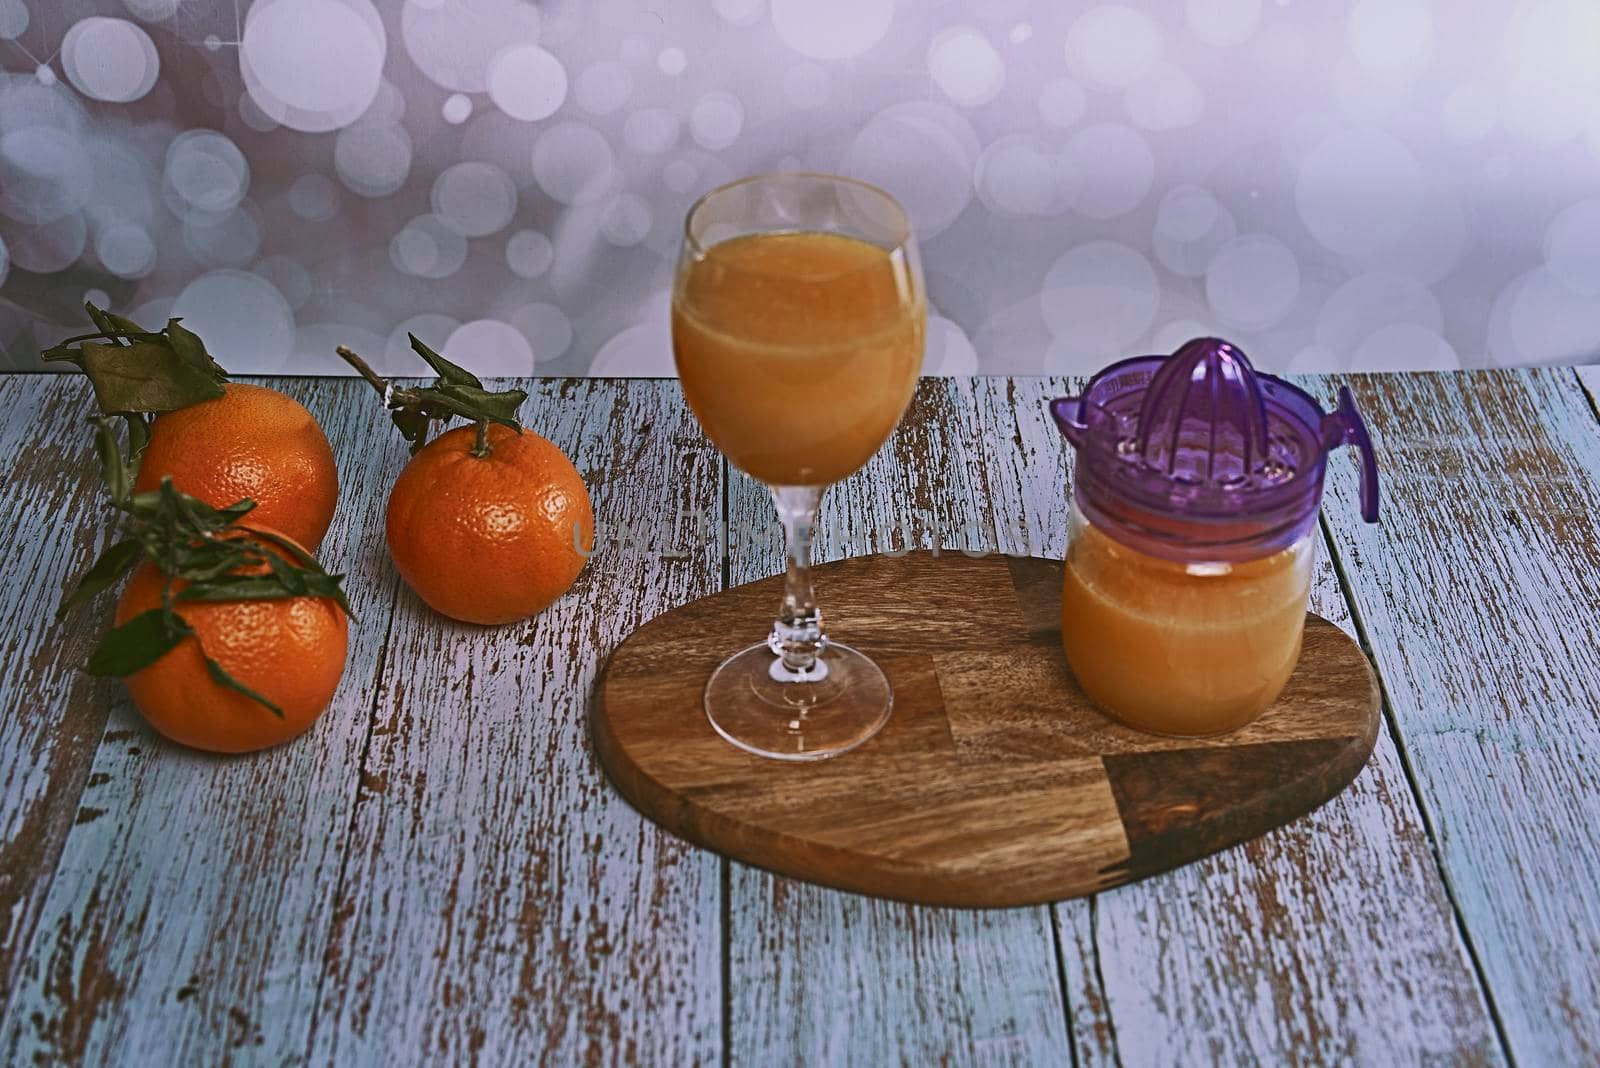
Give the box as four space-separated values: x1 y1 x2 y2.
1049 903 1085 1068
1086 896 1124 1068
1574 366 1600 426
298 566 406 1063
1315 505 1516 1064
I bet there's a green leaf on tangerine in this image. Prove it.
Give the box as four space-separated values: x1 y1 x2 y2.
57 540 143 618
85 608 189 677
408 333 484 389
80 340 227 414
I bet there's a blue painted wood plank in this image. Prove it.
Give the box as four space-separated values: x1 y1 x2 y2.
0 377 118 1016
1314 369 1600 1065
306 380 724 1065
0 378 409 1064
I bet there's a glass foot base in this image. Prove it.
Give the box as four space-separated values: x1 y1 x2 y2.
705 641 892 761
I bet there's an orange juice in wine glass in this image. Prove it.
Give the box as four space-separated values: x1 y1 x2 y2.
673 231 924 486
672 173 925 761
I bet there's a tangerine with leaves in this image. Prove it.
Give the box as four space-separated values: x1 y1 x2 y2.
59 422 353 754
114 526 349 753
338 337 594 625
45 303 339 550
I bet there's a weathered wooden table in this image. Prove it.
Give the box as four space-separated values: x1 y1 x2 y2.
0 369 1597 1065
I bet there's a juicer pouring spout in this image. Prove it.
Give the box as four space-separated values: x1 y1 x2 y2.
1048 397 1087 447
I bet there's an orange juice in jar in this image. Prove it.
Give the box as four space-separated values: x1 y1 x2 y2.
1049 338 1380 736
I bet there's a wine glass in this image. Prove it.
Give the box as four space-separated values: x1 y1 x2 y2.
671 173 926 761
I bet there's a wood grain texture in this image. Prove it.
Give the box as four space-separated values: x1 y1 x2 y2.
308 380 724 1066
961 377 1502 1065
596 552 1379 906
0 377 118 1016
0 378 410 1064
724 381 1071 1063
1315 370 1600 1066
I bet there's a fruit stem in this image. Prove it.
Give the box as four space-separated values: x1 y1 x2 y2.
471 419 491 458
335 345 392 401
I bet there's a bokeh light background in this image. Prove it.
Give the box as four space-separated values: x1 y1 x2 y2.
2 0 1599 376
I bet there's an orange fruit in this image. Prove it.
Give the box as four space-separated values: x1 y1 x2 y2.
133 382 339 551
114 528 349 754
386 423 593 625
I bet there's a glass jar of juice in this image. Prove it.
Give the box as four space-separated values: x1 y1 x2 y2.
1049 338 1380 736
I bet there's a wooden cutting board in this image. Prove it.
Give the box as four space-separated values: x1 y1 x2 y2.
591 552 1380 908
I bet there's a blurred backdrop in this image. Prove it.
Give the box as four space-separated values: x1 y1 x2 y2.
2 0 1599 376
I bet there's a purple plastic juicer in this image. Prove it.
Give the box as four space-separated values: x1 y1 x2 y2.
1049 337 1380 561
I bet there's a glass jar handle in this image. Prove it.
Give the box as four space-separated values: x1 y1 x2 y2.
1322 386 1380 523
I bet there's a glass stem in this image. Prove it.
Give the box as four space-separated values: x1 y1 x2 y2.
770 484 825 677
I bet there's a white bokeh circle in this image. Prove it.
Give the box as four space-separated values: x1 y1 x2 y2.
715 0 765 26
690 92 744 150
61 17 160 103
1185 0 1260 47
1040 241 1159 366
288 173 339 220
488 45 567 122
591 323 674 375
445 319 534 375
1126 62 1204 130
254 254 313 310
3 211 87 272
533 122 618 205
122 0 180 22
1205 234 1301 329
165 130 250 214
510 302 573 361
1353 322 1458 371
0 0 28 39
576 61 632 116
928 26 1005 108
442 94 472 125
1064 6 1163 90
924 315 979 375
95 222 156 278
976 135 1064 216
658 48 687 76
1315 272 1442 357
389 214 468 279
506 229 554 278
771 0 893 60
1348 0 1433 78
183 205 263 267
432 161 517 237
1544 200 1600 295
1060 124 1153 220
1295 126 1423 257
1152 319 1223 354
1154 186 1238 277
401 0 540 94
624 109 680 155
841 102 979 237
0 126 94 224
601 193 653 246
172 270 294 368
334 124 413 197
241 0 386 133
1490 267 1600 365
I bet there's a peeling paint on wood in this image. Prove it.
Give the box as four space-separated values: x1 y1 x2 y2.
0 377 119 1016
0 378 411 1064
308 380 724 1066
1315 370 1600 1066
